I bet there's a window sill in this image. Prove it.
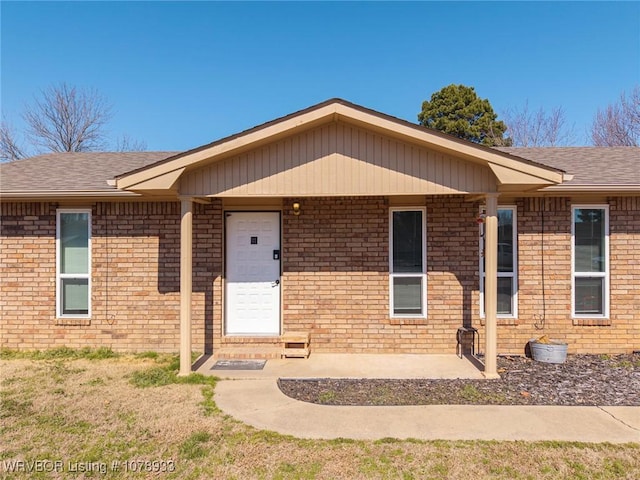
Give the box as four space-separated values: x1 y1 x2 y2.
572 318 611 326
389 318 428 325
55 318 91 326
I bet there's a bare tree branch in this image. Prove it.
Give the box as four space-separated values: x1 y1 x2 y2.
503 101 576 147
114 134 148 152
591 86 640 146
0 121 25 162
23 83 113 153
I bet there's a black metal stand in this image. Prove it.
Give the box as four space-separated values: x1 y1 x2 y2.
456 326 479 358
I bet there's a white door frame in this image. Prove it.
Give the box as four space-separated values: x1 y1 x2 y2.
224 211 281 335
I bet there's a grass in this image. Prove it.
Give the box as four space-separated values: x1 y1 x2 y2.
1 349 639 479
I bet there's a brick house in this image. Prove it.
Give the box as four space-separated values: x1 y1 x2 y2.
1 99 639 377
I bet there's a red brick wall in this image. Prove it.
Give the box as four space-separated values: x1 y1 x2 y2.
1 203 57 349
0 201 223 353
2 196 638 355
281 196 478 353
475 197 640 355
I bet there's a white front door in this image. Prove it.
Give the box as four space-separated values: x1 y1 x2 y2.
225 212 281 335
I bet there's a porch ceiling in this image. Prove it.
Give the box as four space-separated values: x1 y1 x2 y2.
115 99 566 197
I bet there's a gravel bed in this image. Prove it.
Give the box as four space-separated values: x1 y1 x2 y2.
277 354 640 406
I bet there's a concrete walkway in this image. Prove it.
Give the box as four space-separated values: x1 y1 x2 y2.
199 354 640 443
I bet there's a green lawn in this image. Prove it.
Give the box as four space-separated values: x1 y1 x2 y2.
1 349 638 479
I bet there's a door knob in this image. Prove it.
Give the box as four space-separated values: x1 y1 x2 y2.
272 279 280 287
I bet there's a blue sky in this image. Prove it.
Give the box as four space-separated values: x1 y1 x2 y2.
2 1 639 151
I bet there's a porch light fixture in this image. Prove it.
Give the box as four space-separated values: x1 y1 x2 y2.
292 202 301 216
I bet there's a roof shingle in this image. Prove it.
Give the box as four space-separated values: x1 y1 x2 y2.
497 147 640 185
0 152 177 193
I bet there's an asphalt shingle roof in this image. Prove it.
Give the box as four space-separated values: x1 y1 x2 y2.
0 151 177 193
498 147 640 186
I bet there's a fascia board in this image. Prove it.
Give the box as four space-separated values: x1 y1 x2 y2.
120 167 185 191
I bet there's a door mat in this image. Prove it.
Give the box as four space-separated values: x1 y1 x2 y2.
212 360 267 370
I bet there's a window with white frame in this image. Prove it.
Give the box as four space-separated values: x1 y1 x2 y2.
389 208 426 317
480 206 517 317
57 209 91 317
572 206 608 317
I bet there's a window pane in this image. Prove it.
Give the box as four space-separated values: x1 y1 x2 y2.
497 277 513 315
575 277 603 315
392 211 423 273
574 209 604 273
61 213 89 274
62 278 89 315
497 209 513 273
393 277 422 315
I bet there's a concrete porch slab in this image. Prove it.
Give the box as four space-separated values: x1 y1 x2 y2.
196 353 484 380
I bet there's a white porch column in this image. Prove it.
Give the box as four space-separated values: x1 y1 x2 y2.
179 198 193 376
483 193 500 379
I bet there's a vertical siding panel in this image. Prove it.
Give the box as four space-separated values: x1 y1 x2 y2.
325 124 332 195
371 135 382 192
243 152 251 194
214 162 221 194
264 145 272 192
341 127 348 195
303 131 309 194
387 138 396 194
472 163 479 192
168 125 499 196
442 154 451 194
436 154 444 194
358 130 367 195
297 132 304 195
369 134 381 192
253 147 261 195
203 164 209 194
410 144 417 192
315 127 323 195
249 148 257 194
416 149 424 190
338 126 349 195
390 136 398 194
207 164 214 194
335 123 344 195
191 167 198 194
254 145 262 195
260 145 274 192
269 141 282 191
270 139 278 191
233 155 244 192
224 158 233 194
426 151 435 192
450 158 459 192
284 136 292 194
381 137 389 194
411 146 419 192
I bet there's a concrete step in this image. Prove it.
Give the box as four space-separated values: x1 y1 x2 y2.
215 345 282 359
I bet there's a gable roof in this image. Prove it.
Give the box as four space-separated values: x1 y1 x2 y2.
0 151 177 198
1 100 639 200
114 98 567 193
